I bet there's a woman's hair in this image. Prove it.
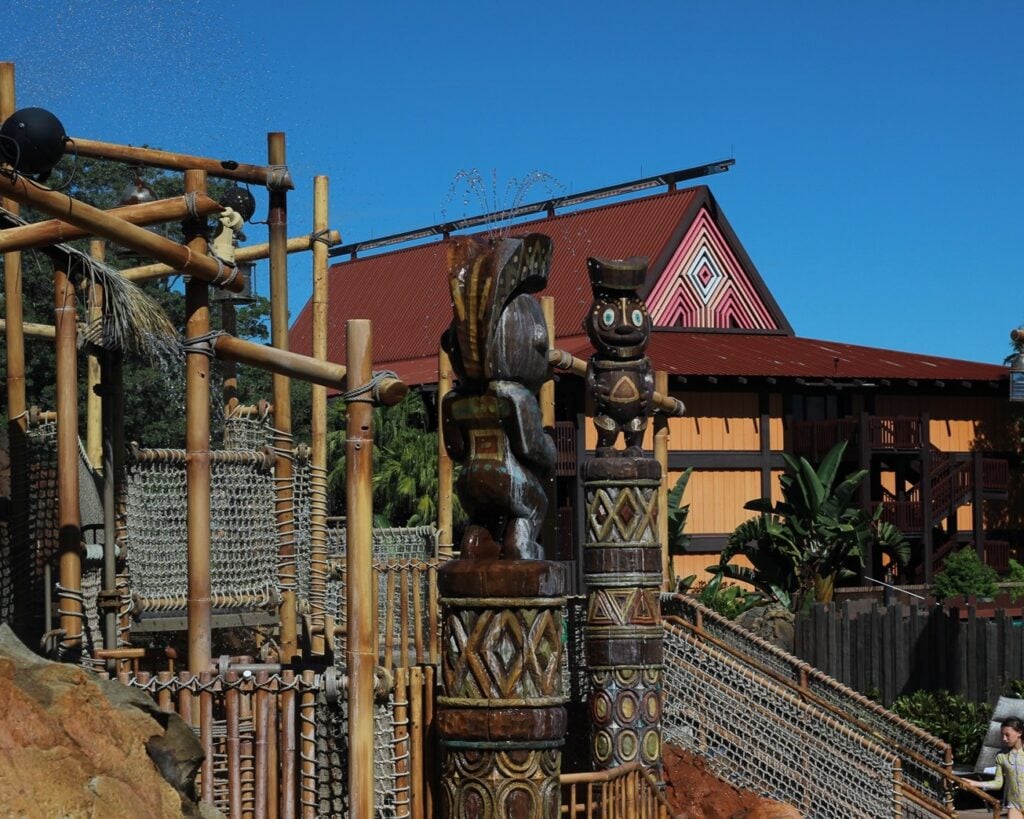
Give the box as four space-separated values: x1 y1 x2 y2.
1002 717 1024 733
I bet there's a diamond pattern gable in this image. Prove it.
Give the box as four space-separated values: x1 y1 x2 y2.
646 207 779 330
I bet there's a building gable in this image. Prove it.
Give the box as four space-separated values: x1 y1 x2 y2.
646 206 782 331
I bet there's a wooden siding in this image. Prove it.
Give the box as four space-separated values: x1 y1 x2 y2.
672 553 754 587
874 395 1013 452
673 468 761 534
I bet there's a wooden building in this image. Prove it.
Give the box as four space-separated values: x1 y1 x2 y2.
291 183 1018 589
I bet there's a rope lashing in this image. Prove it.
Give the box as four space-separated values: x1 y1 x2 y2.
310 228 332 247
266 164 289 190
342 369 399 404
181 329 227 359
183 191 200 220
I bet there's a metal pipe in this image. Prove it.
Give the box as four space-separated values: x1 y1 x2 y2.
119 230 341 283
184 169 213 673
268 132 298 663
67 137 294 189
549 348 685 416
0 194 224 253
1 61 30 642
309 175 330 655
55 261 83 656
213 334 407 405
0 173 245 292
346 319 375 819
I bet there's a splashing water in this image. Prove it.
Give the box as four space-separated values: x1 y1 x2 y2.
440 168 565 241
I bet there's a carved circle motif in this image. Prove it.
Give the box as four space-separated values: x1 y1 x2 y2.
592 691 612 725
617 729 639 762
642 728 661 764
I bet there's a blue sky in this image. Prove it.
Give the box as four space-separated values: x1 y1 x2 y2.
6 1 1023 364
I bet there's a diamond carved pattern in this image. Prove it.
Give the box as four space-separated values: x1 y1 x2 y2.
586 486 657 543
443 606 564 699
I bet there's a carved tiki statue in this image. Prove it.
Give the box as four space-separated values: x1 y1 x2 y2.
585 257 654 457
441 234 556 561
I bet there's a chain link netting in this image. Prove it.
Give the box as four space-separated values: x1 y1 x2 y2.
124 451 279 611
661 593 951 806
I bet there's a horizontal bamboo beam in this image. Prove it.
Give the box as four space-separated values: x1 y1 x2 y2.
67 137 294 190
0 173 245 292
120 230 342 282
0 318 57 339
0 194 223 253
214 334 408 406
548 348 686 416
127 443 276 468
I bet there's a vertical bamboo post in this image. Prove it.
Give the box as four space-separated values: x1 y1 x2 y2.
54 260 83 656
280 670 297 819
226 671 242 819
346 319 375 819
654 371 671 589
184 169 213 673
437 346 453 557
540 296 557 557
85 241 103 470
409 665 424 819
392 666 411 818
268 132 297 662
309 175 330 656
299 670 317 819
2 62 30 640
221 300 239 413
199 669 215 805
255 671 270 819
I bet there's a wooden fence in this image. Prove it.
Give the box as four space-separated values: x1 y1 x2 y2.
795 601 1024 706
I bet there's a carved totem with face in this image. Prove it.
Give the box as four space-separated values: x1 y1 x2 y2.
584 257 654 457
441 233 556 560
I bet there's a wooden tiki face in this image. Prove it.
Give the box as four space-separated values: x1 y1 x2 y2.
586 292 651 360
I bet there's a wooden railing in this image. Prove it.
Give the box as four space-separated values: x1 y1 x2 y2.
554 420 578 477
790 415 927 460
560 762 675 819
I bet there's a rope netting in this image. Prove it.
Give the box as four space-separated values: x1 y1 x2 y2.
661 621 913 818
325 526 437 660
124 450 280 612
223 407 273 451
660 594 951 805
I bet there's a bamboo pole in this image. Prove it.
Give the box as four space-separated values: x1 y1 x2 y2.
393 667 411 818
540 296 556 558
226 671 242 818
212 334 407 404
55 260 83 656
409 665 424 819
346 319 375 819
119 230 341 283
267 132 298 664
1 61 30 642
199 670 215 805
309 175 330 656
436 346 454 557
184 169 213 673
67 137 294 189
85 241 104 469
549 348 685 416
280 670 297 819
0 173 245 292
299 670 317 819
221 300 239 412
0 194 224 253
654 371 671 590
0 318 56 338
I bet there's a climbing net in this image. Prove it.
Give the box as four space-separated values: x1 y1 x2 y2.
124 448 279 612
662 620 918 819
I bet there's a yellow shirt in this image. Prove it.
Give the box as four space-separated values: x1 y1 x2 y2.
985 748 1024 807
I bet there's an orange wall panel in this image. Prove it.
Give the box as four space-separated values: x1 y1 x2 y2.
668 392 761 451
675 469 761 534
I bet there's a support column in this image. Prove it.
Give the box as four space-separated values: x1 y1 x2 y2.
540 296 557 558
437 346 454 558
54 261 83 658
437 560 567 818
654 371 670 589
309 175 330 656
184 169 213 674
583 456 664 776
2 61 31 639
267 132 297 662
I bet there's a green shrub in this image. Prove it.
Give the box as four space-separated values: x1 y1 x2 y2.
678 572 763 620
932 546 998 601
891 689 989 764
1008 678 1024 699
1007 558 1024 603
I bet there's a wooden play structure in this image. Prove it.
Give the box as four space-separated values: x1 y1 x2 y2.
3 59 1001 819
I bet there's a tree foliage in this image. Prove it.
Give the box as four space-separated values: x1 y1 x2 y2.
932 546 998 602
715 442 910 612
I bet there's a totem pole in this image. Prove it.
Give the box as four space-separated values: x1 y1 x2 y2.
582 257 665 776
437 234 567 819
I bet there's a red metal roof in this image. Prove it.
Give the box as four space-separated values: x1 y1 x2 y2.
290 186 703 369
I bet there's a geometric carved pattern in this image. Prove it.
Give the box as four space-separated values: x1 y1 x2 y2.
590 667 663 773
646 207 779 330
441 747 561 819
586 483 659 544
587 587 660 628
442 604 565 703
